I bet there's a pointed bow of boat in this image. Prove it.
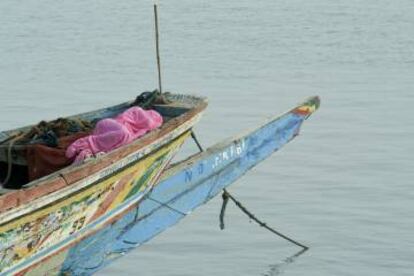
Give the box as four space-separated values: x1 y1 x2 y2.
292 96 321 118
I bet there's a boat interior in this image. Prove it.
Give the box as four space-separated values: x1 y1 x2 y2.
0 92 204 191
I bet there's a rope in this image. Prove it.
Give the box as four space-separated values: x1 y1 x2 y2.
190 131 204 152
132 90 161 109
190 130 308 250
0 132 22 145
0 133 26 187
147 196 187 216
220 189 309 250
219 191 229 230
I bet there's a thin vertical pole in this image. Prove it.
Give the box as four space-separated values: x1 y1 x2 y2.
154 4 162 94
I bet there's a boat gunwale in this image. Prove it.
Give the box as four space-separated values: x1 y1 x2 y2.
0 93 207 218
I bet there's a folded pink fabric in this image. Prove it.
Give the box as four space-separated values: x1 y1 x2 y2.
66 107 163 164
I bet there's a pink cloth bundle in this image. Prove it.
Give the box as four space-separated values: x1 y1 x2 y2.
66 107 163 164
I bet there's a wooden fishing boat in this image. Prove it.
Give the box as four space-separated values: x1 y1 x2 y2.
0 92 207 275
0 94 319 275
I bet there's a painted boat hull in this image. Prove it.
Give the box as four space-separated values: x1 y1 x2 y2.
0 133 191 275
2 96 319 275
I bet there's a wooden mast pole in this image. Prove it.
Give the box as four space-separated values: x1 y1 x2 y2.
154 4 162 94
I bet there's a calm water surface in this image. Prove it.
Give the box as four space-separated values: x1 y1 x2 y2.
1 1 413 275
